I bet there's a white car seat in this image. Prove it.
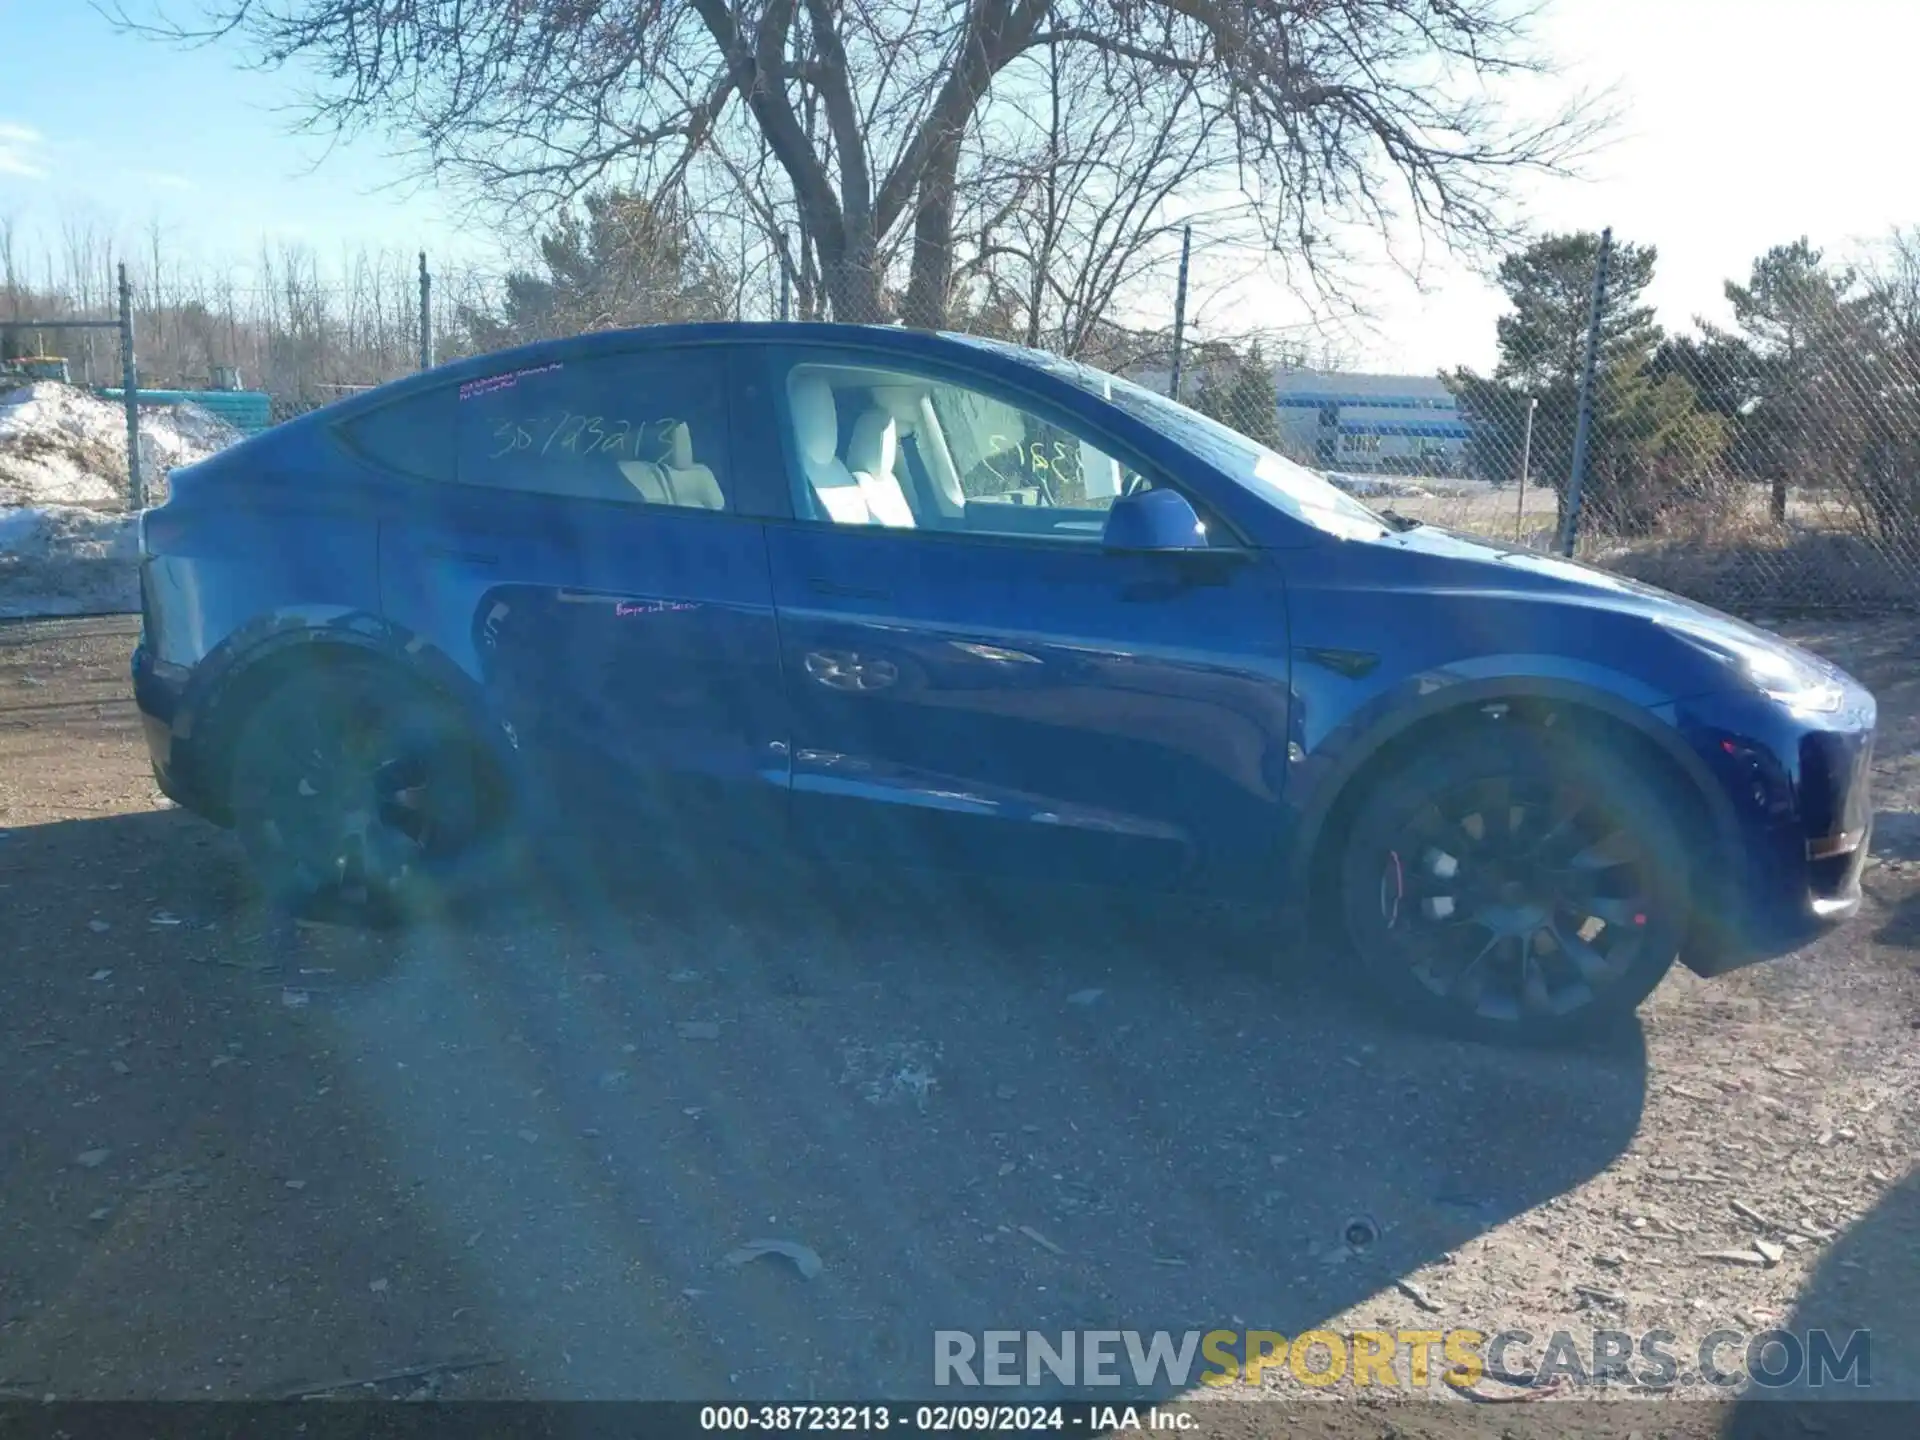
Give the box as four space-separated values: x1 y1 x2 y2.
658 421 724 510
616 458 672 503
613 421 723 510
846 408 916 528
790 375 871 524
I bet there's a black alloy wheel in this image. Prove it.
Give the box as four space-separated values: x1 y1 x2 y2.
228 662 488 923
1339 727 1690 1044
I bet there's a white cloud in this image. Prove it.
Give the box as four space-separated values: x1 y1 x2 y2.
0 121 47 179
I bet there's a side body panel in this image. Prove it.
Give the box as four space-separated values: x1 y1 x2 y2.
378 484 788 849
765 523 1295 889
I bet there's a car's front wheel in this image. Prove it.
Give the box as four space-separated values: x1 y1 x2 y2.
1337 726 1690 1044
227 661 498 923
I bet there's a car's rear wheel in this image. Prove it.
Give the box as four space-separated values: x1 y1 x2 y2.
228 662 495 923
1337 726 1690 1044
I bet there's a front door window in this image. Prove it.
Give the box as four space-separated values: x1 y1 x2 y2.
781 362 1154 544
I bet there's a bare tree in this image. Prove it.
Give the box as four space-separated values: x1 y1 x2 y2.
112 0 1601 327
948 42 1244 358
3 205 532 407
1 214 22 321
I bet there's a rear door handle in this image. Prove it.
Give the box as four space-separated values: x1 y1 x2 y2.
807 578 891 601
423 545 499 566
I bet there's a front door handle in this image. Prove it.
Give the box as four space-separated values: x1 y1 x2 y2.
807 578 891 601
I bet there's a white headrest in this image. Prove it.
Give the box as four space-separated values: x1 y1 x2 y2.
662 420 694 469
847 409 896 479
790 375 840 466
870 385 923 428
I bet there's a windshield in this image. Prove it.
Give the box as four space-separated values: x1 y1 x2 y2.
951 334 1392 540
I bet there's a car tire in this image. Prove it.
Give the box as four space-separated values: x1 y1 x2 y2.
227 660 501 924
1336 725 1689 1045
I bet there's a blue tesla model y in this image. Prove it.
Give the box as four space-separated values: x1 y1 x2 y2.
131 324 1876 1043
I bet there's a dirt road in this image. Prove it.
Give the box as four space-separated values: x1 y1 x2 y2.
2 614 1916 1412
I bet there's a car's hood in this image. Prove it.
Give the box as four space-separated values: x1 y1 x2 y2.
1369 523 1851 682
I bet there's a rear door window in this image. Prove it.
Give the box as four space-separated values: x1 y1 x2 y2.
455 349 731 510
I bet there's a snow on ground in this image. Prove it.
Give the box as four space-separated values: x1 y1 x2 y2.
0 506 141 619
0 382 242 616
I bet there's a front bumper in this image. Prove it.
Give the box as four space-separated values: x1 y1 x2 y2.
1668 682 1876 976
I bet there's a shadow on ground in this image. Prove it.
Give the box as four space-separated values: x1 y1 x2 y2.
1722 1169 1920 1437
0 803 1652 1401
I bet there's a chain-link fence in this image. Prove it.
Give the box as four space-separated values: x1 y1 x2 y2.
1179 345 1920 614
1162 240 1920 615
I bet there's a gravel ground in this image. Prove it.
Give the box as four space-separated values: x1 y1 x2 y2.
1 614 1915 1418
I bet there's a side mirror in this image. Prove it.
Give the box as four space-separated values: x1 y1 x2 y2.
1102 487 1211 552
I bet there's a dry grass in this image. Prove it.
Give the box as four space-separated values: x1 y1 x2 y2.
1360 478 1920 612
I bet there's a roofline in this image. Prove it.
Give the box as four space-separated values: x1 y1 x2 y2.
317 321 1004 422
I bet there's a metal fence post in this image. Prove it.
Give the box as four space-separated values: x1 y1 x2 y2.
1559 227 1613 557
1168 224 1192 402
418 251 434 371
1515 395 1537 543
119 263 144 511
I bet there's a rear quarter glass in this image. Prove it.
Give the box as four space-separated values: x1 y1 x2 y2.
335 386 458 481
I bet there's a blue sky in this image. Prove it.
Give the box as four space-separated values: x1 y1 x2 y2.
0 0 485 270
1191 0 1920 370
4 0 1919 371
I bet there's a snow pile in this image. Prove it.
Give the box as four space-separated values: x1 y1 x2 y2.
0 381 243 616
155 400 245 457
0 505 141 618
0 381 242 511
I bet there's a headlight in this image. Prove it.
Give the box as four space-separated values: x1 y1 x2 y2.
1659 618 1845 713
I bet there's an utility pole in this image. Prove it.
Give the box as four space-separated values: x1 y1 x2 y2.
1168 225 1192 402
418 251 434 370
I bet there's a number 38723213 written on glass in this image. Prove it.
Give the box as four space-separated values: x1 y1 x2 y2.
487 413 679 462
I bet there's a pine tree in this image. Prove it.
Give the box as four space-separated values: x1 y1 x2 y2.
1192 342 1281 450
460 192 733 350
1450 232 1725 536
